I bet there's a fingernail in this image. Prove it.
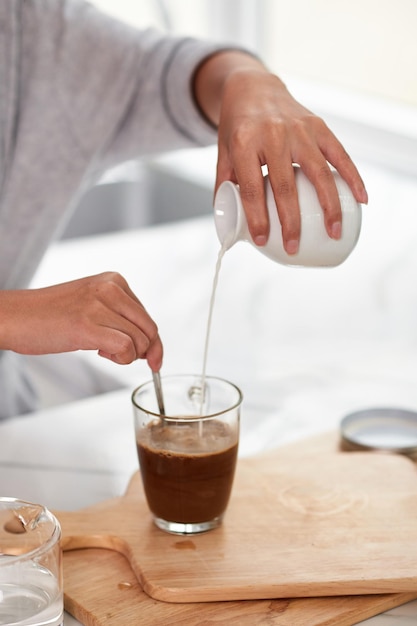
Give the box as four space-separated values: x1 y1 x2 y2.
331 221 342 239
254 235 268 246
359 188 369 204
286 239 299 255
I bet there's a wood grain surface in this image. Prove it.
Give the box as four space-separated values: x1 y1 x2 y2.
59 432 417 624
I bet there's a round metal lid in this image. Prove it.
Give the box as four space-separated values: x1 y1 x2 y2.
340 407 417 460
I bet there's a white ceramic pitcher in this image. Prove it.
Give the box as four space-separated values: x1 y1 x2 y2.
213 167 362 267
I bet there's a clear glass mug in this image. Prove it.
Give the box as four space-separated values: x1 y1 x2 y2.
0 498 63 626
132 374 242 535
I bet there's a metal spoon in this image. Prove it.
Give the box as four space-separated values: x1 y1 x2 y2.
152 371 165 416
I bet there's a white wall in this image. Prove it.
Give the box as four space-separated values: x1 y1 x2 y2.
259 0 417 108
90 0 210 36
92 0 417 109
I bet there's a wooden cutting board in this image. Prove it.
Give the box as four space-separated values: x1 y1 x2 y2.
57 431 417 611
63 548 417 626
60 455 417 603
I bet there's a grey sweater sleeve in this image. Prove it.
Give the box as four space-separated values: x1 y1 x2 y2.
0 0 239 420
1 0 237 293
23 0 223 171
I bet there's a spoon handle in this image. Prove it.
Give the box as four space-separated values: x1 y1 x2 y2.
152 371 165 416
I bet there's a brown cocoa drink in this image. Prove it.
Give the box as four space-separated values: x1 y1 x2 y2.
137 419 238 524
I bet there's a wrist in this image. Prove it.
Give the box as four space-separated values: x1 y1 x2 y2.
193 50 270 127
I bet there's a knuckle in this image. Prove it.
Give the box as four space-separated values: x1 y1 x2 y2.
308 114 329 134
229 121 254 151
119 334 132 352
248 213 270 240
284 224 300 240
275 177 296 197
278 207 301 238
148 321 159 341
101 270 123 283
280 212 300 235
239 180 260 203
115 353 133 365
292 115 329 145
267 117 287 140
93 274 124 299
118 334 135 355
98 271 126 292
287 116 312 141
114 354 129 365
249 224 268 241
315 164 333 183
288 116 306 133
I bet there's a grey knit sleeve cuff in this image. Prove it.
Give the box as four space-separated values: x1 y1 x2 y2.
161 38 230 146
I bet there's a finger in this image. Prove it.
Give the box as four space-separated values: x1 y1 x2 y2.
217 117 271 244
95 276 160 348
215 146 237 195
297 151 343 239
118 296 159 345
97 325 148 364
98 326 163 368
267 160 301 254
319 135 368 204
105 314 160 365
232 157 270 246
146 334 164 372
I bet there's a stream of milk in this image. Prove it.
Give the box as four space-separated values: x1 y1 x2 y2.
199 236 232 414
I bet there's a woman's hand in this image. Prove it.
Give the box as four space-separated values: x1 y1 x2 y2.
0 272 162 371
194 51 368 254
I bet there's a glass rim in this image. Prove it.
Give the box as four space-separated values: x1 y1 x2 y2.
0 497 61 563
131 373 243 422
